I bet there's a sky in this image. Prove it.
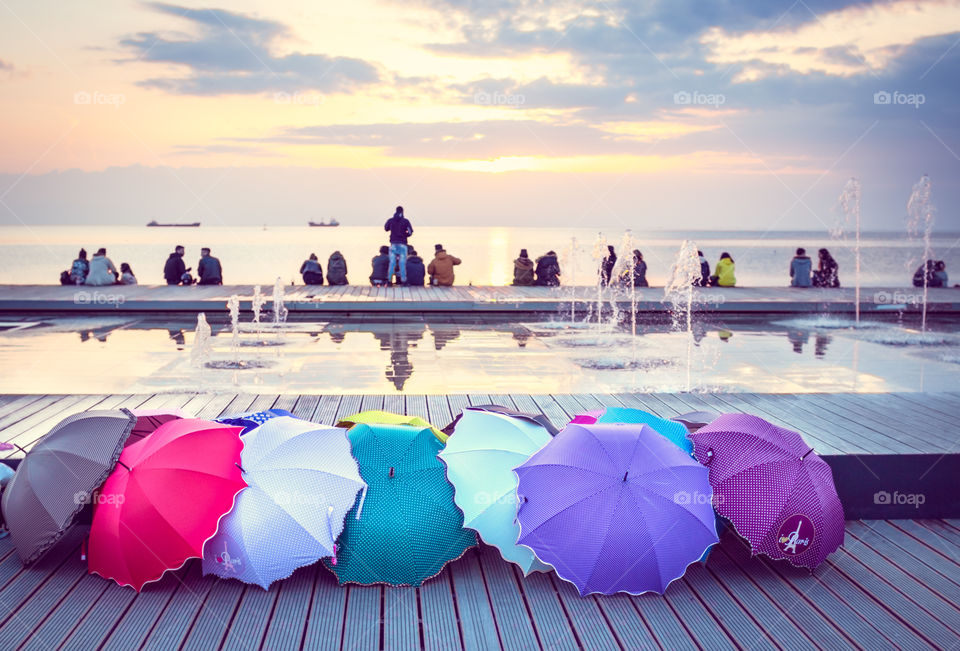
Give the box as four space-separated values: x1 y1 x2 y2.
0 0 958 230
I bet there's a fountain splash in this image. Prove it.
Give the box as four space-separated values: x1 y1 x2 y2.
613 230 637 339
906 175 935 332
227 295 241 366
272 277 288 325
251 285 265 342
664 240 702 391
836 178 862 326
191 312 213 376
591 233 608 329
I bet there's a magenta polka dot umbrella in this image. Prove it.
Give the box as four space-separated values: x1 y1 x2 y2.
687 413 844 570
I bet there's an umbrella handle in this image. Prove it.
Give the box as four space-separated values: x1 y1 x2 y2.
81 538 87 561
705 449 714 464
354 485 368 520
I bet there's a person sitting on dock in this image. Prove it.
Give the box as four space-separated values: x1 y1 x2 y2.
513 249 535 286
370 245 391 286
790 248 812 287
62 249 89 285
711 252 736 287
600 245 616 287
812 248 840 288
534 251 561 286
164 246 188 285
405 248 426 286
913 260 938 288
384 206 413 286
428 244 461 286
628 250 648 288
119 263 137 285
695 250 710 287
197 248 223 285
327 251 348 285
300 253 324 285
934 261 949 287
84 248 119 286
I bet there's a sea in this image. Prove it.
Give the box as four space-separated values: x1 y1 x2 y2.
1 225 957 287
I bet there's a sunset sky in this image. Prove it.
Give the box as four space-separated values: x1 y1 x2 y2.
1 0 958 229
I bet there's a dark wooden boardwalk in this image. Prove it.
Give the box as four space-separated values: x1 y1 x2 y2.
1 392 959 650
2 284 959 314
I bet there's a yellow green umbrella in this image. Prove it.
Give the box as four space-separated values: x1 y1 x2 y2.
337 410 447 443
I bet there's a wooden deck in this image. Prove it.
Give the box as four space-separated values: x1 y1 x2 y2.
1 393 959 649
2 284 959 314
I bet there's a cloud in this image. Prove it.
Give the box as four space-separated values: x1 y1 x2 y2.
120 3 379 95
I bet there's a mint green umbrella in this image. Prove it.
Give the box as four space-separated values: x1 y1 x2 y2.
325 423 476 586
439 408 552 574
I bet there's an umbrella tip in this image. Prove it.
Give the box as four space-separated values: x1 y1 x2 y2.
623 471 628 482
389 467 395 478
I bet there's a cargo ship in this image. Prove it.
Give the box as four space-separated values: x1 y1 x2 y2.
308 219 340 227
147 220 201 227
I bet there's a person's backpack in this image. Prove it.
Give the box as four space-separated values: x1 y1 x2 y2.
180 271 194 286
59 270 72 285
328 256 347 284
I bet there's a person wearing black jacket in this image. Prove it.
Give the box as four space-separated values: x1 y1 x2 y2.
405 248 426 286
370 245 391 286
197 247 223 285
600 245 616 286
163 246 188 285
384 206 413 285
535 251 561 286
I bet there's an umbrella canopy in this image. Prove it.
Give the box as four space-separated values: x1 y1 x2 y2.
216 408 295 434
128 408 190 446
670 410 720 433
570 407 692 454
439 409 552 574
1 409 137 564
88 418 246 591
337 410 447 443
688 413 844 570
515 422 718 596
202 417 365 589
442 405 559 437
325 423 476 586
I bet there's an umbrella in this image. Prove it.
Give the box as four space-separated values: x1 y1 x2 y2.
570 407 692 454
515 422 718 595
202 417 365 589
337 410 447 443
439 409 552 574
670 410 720 433
688 413 844 570
88 418 246 591
1 409 136 564
127 408 190 446
324 423 476 586
442 404 559 437
216 408 296 434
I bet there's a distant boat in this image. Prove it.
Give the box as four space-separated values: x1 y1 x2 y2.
147 220 200 227
308 219 340 227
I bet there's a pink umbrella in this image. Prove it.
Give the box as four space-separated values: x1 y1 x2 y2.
88 418 246 591
688 413 844 570
127 408 191 446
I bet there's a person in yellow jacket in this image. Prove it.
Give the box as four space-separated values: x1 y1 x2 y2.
711 252 736 287
427 244 462 286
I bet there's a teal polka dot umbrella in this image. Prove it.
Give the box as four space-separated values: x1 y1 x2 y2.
325 423 476 586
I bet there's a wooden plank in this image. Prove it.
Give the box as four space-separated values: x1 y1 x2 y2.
301 567 347 651
476 546 539 650
383 584 420 651
548 575 620 650
341 585 382 651
419 572 461 651
260 564 316 650
448 550 502 650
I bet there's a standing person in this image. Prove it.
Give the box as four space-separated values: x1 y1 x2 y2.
813 248 840 287
600 245 616 287
69 249 89 285
711 252 736 287
405 247 426 286
630 250 648 287
512 249 535 286
695 251 710 287
163 245 188 285
327 251 349 285
197 247 223 285
370 245 391 286
534 250 561 286
300 253 324 285
790 248 812 287
384 206 413 286
84 248 119 286
428 244 461 286
119 263 137 285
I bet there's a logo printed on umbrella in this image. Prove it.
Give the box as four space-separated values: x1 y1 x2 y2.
216 541 243 573
777 514 815 555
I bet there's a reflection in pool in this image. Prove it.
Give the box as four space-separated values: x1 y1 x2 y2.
0 314 957 394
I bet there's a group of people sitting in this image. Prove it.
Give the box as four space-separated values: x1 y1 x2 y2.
163 246 223 285
511 249 563 286
59 248 137 286
789 248 840 288
913 260 950 288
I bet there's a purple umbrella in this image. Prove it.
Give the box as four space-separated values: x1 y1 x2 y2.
688 413 844 570
514 423 718 596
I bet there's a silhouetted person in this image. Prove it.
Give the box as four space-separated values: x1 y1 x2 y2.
629 250 648 287
428 244 461 286
300 253 324 285
513 249 534 286
384 206 413 285
197 247 222 285
812 248 840 287
164 245 188 285
913 260 938 288
371 245 390 286
790 248 812 287
119 263 137 285
695 250 710 287
534 251 561 286
70 249 89 285
711 252 736 287
327 251 348 285
405 247 426 286
84 248 118 286
600 245 616 287
934 260 948 287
